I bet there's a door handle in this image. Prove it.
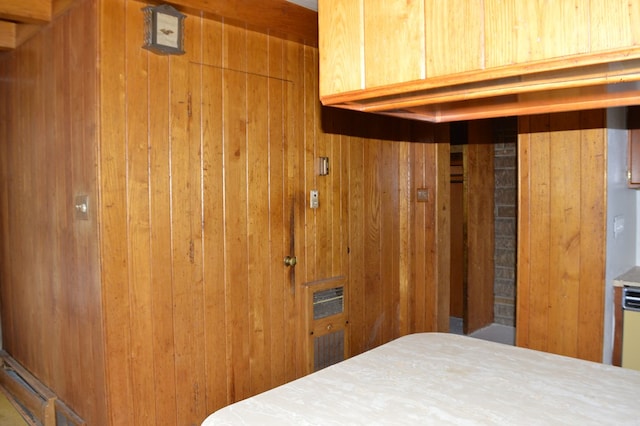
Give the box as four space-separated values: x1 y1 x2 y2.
284 256 297 267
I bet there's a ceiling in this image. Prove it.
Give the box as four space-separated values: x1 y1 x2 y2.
286 0 318 11
0 0 319 51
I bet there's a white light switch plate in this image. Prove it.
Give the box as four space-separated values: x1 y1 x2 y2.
310 190 319 209
614 215 624 239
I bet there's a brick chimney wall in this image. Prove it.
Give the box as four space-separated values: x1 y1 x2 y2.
493 118 518 326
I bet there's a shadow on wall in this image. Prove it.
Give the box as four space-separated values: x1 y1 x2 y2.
321 106 445 143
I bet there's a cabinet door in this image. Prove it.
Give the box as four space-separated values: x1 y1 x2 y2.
485 0 589 69
363 0 425 88
425 0 483 77
319 0 363 95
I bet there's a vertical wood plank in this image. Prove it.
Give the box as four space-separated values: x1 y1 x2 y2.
577 110 606 361
13 36 28 363
246 69 272 395
99 0 134 423
70 1 89 401
41 20 56 388
303 46 317 282
425 0 483 76
328 132 340 276
246 30 271 397
331 133 346 277
283 38 304 382
486 0 591 68
398 141 411 336
267 35 287 388
0 44 11 360
6 39 18 358
526 114 551 352
318 0 364 96
222 23 251 402
124 2 155 424
515 0 589 63
338 133 350 352
516 117 531 349
548 112 581 357
484 0 517 68
295 43 308 379
423 141 438 331
348 136 365 354
311 48 332 279
201 48 227 416
27 29 45 388
171 12 206 422
200 16 227 413
590 0 640 52
435 135 451 332
411 142 427 333
35 19 55 392
363 0 425 87
148 40 178 423
300 45 317 373
465 121 495 333
364 139 382 348
316 129 331 279
78 2 106 421
340 135 350 279
381 140 398 340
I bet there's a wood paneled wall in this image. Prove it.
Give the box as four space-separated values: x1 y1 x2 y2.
99 1 449 425
0 0 448 423
322 111 450 352
0 0 107 424
2 0 613 424
517 111 606 362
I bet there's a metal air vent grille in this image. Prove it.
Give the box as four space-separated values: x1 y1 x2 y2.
314 329 345 371
623 286 640 311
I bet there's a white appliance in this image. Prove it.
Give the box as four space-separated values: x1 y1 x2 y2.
622 286 640 371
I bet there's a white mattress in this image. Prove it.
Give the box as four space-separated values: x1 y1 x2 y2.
202 333 640 425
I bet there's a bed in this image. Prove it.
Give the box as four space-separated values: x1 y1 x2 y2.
202 333 640 425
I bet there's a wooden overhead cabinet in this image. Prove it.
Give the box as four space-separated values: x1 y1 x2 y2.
319 0 640 122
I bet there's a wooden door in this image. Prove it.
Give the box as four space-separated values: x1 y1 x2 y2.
449 121 494 335
190 58 304 408
517 111 606 362
465 120 495 334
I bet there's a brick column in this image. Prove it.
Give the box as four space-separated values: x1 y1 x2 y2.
493 118 517 326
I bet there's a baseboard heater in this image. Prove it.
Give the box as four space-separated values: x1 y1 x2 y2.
0 351 85 426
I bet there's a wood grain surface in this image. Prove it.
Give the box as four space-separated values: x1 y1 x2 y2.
1 1 453 424
517 111 606 362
